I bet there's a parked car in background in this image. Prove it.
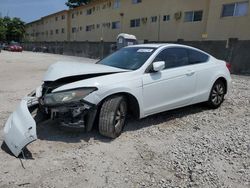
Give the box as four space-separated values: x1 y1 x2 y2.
7 42 23 52
3 44 231 157
2 43 9 50
32 46 48 53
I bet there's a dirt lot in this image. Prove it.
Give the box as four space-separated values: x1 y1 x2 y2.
0 51 249 188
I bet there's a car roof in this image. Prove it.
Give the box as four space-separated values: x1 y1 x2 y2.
126 43 199 49
126 43 168 48
126 43 211 56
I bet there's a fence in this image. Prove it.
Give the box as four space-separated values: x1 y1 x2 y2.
22 40 250 74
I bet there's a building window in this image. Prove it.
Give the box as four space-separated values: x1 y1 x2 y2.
163 15 170 21
184 10 203 22
50 30 53 35
62 15 65 20
96 24 100 29
130 18 140 27
108 2 112 8
114 0 121 8
222 1 249 17
86 9 92 15
112 21 121 29
86 25 95 32
102 22 111 28
80 26 82 31
151 16 158 23
55 17 58 21
72 27 77 33
61 28 65 33
72 13 75 19
80 11 83 15
86 25 91 32
55 29 59 34
132 0 142 4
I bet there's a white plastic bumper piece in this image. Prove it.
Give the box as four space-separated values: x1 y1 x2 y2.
3 97 38 157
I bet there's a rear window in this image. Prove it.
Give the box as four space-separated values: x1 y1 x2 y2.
187 49 209 64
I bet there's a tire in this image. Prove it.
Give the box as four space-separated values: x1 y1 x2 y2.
99 95 127 138
207 80 226 109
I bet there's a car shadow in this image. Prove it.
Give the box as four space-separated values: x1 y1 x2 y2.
125 103 208 132
1 103 209 158
37 103 209 143
36 120 111 143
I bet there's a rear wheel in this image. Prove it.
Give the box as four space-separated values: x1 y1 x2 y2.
99 95 127 138
207 80 226 109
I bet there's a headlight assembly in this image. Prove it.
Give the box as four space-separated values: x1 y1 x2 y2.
43 87 97 106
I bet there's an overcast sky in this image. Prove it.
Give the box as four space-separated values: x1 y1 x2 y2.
0 0 68 23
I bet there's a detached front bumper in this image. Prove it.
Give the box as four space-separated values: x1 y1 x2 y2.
3 97 38 157
3 96 97 157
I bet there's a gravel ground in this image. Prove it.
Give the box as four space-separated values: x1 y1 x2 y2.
0 51 249 188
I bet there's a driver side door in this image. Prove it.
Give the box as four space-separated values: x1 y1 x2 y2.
142 47 197 116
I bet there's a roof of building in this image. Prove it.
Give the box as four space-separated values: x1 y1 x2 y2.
25 10 68 25
70 0 106 10
41 10 68 19
25 0 106 25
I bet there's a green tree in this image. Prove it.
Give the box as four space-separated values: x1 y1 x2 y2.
65 0 91 8
0 18 7 41
0 17 25 42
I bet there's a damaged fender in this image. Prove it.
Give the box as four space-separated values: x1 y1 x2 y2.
3 97 38 157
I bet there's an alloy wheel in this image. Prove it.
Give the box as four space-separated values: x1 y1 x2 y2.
211 83 225 105
114 101 127 134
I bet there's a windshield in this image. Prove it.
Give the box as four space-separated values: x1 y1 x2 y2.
98 47 156 70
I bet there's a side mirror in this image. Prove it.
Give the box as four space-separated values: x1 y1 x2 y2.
152 61 165 72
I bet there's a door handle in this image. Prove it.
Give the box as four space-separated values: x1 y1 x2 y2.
186 71 195 76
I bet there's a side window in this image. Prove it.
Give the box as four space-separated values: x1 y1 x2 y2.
187 49 209 64
154 48 189 69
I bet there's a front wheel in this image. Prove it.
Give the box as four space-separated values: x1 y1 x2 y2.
207 80 226 109
99 95 127 138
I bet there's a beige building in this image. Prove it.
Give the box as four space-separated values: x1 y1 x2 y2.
25 0 250 42
25 10 69 42
206 0 250 40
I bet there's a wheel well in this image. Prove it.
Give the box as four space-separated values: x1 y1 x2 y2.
216 77 228 94
98 92 140 119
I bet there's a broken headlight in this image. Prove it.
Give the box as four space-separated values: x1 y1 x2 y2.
43 87 97 106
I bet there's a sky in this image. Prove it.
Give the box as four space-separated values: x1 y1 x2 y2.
0 0 68 23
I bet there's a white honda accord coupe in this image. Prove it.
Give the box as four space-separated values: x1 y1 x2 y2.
4 44 231 157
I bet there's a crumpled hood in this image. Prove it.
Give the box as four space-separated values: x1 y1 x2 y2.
43 61 128 81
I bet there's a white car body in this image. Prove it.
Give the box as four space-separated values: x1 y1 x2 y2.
3 44 231 157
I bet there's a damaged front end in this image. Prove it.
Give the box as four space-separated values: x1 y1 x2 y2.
41 82 98 129
4 83 98 157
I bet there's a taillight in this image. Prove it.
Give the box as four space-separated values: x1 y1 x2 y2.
226 62 231 73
